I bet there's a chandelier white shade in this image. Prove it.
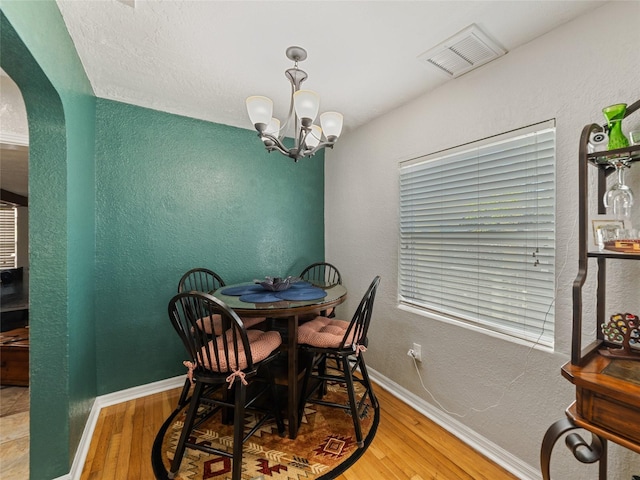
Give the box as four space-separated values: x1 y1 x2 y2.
246 96 273 127
306 125 322 148
264 117 280 137
293 90 320 125
246 46 343 162
320 112 344 141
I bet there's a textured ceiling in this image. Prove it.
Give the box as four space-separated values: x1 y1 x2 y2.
0 1 609 199
56 0 607 135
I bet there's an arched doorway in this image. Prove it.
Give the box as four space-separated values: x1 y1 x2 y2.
0 7 97 479
0 69 30 479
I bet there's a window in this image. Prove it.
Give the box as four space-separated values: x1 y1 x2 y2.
0 204 18 269
399 121 555 346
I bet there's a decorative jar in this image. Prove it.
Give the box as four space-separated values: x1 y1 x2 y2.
602 103 629 150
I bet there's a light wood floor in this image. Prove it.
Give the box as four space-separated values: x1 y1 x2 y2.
81 383 518 480
0 386 30 480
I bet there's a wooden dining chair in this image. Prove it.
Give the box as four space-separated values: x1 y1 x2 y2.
176 267 266 406
297 276 381 447
178 267 226 294
167 291 285 480
178 268 267 330
299 261 342 288
299 262 342 319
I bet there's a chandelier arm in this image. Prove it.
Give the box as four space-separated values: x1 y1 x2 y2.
277 81 297 141
260 134 289 154
304 141 336 157
297 125 311 151
294 112 302 152
267 143 292 157
262 136 306 162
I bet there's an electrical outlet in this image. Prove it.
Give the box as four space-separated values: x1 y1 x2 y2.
407 343 422 362
412 343 422 362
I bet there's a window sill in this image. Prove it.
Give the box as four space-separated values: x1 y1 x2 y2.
397 301 555 353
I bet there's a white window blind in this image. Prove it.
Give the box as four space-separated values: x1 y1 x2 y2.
0 205 18 269
399 121 556 346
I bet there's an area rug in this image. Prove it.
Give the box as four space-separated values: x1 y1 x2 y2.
152 379 379 480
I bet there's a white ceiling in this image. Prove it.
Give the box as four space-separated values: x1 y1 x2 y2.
0 0 610 200
56 0 607 136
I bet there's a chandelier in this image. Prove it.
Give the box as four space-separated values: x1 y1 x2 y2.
246 46 343 163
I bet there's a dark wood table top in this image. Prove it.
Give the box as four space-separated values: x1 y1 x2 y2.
212 282 347 318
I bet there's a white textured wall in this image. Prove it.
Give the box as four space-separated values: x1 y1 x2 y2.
0 73 28 140
326 2 640 478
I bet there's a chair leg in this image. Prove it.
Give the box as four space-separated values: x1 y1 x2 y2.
177 377 191 408
356 355 378 409
264 364 285 435
170 381 204 478
298 352 315 424
318 355 328 398
232 381 246 480
221 385 235 425
342 355 364 447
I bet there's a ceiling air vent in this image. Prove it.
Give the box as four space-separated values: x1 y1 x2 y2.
418 24 506 78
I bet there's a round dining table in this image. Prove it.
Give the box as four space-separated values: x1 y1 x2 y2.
213 282 347 439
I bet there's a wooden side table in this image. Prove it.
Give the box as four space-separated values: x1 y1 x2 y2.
0 326 29 386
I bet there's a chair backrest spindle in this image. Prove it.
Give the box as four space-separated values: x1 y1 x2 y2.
178 268 226 294
300 262 342 288
340 276 380 350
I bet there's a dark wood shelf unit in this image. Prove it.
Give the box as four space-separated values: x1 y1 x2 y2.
562 357 640 452
587 251 640 260
572 100 640 366
0 327 29 386
541 99 640 480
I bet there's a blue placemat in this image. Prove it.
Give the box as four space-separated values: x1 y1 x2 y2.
289 281 312 289
239 292 282 303
221 285 265 296
275 287 327 301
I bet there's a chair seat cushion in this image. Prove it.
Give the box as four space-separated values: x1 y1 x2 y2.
297 316 353 348
202 329 282 372
298 307 335 324
196 315 267 335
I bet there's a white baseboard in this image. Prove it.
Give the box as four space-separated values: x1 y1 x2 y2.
55 369 539 480
53 375 185 480
367 366 541 480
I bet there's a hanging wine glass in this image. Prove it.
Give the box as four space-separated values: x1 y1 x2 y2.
603 159 634 218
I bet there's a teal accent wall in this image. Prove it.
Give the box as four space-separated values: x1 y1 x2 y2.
0 2 97 479
1 2 325 477
94 99 325 393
